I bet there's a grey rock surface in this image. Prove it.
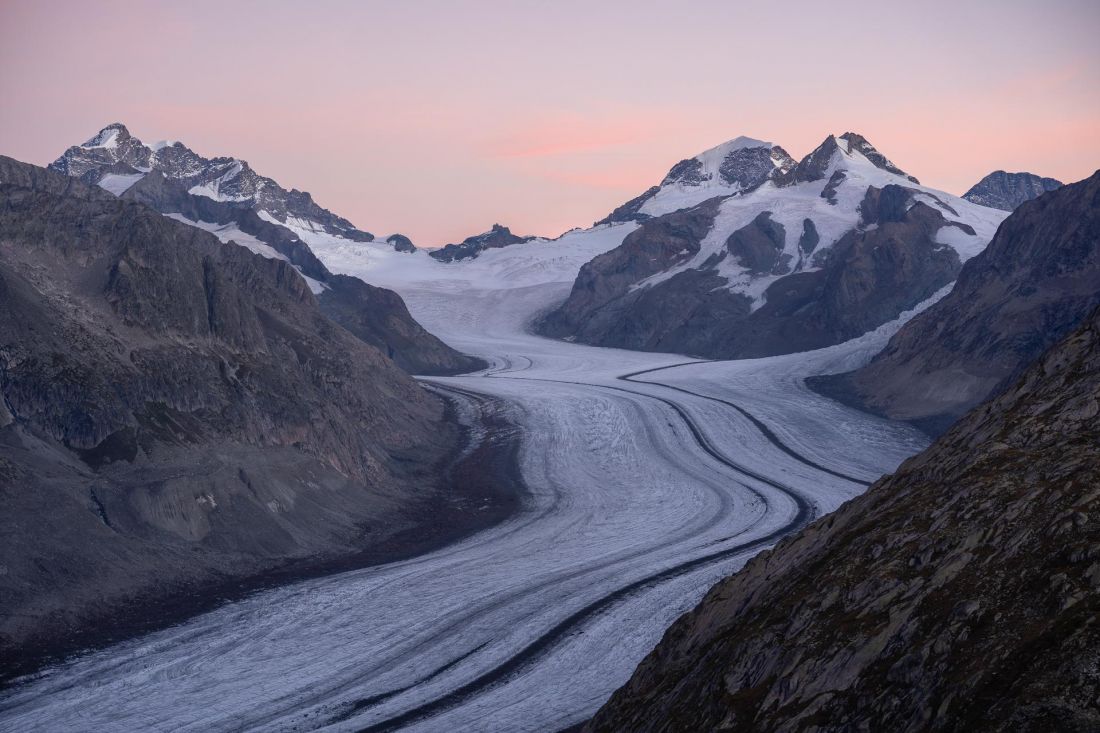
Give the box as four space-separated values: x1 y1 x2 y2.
594 140 794 226
963 170 1063 211
386 233 417 252
777 132 919 187
428 223 535 262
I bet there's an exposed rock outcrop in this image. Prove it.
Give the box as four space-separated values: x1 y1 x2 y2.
428 223 536 262
776 133 918 187
122 170 330 279
588 303 1100 733
386 233 417 252
963 170 1063 211
811 171 1100 435
318 275 484 374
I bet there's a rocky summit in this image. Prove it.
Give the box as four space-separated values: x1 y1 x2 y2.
963 170 1063 211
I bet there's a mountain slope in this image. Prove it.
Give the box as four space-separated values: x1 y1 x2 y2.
51 125 481 375
810 171 1100 434
0 156 476 665
540 133 1007 359
963 170 1063 211
587 301 1100 733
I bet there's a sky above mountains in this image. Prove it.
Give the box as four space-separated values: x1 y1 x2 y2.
1 0 1097 245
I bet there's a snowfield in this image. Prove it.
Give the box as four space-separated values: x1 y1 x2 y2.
0 227 935 732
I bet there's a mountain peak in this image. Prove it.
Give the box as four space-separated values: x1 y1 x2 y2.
81 122 131 149
837 132 918 182
962 170 1063 211
779 132 918 186
659 136 790 189
52 124 375 244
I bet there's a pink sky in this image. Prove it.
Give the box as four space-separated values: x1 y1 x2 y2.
2 0 1098 245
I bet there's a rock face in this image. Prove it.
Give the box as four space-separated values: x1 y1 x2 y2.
541 133 1005 359
0 157 471 663
317 275 484 375
588 304 1100 733
50 126 481 375
963 170 1063 211
428 223 535 262
386 233 417 252
122 170 331 279
51 123 375 242
811 171 1100 435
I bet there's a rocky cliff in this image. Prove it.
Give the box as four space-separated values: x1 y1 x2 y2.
0 157 482 669
810 171 1100 435
587 302 1100 733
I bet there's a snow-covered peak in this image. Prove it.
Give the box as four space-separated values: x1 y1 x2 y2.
82 123 128 149
781 133 919 187
692 135 773 170
660 136 793 189
51 123 384 247
596 136 796 224
837 132 918 182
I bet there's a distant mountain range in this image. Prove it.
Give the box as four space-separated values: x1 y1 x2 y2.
538 133 1014 359
47 123 478 375
51 122 376 243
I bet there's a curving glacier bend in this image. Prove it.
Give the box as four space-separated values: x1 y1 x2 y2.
0 225 932 732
